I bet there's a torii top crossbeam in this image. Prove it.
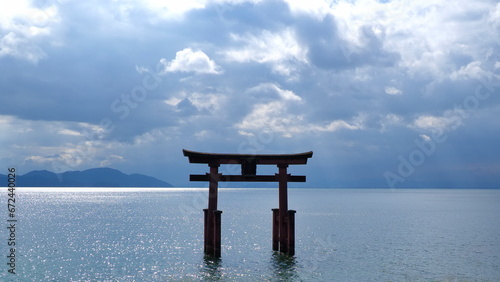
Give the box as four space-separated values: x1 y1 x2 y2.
183 149 313 182
183 149 313 165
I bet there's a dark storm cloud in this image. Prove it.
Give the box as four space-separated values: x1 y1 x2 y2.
294 14 400 70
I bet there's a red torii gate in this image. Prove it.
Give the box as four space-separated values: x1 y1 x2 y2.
183 149 313 257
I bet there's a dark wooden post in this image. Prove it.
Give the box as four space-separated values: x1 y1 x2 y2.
277 164 289 254
287 210 296 256
205 163 220 256
213 210 222 257
272 208 279 251
203 209 208 253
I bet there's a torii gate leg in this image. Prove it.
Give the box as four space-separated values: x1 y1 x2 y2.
275 164 295 255
205 163 221 257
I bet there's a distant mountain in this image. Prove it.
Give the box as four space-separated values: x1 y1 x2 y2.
0 168 173 187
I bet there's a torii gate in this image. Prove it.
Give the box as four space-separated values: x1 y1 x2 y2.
183 149 313 257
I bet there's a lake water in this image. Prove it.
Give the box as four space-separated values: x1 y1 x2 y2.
2 188 500 281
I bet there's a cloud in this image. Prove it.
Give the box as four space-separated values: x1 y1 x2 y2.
58 129 83 136
6 117 130 174
284 0 332 19
246 83 302 101
491 2 500 27
162 91 226 116
294 13 400 71
236 102 363 138
384 86 402 95
379 114 405 131
160 48 222 74
412 109 469 133
0 32 46 63
236 101 300 137
138 0 207 20
188 92 226 112
1 0 499 187
223 28 307 76
236 83 362 137
413 115 458 132
311 118 363 132
0 1 59 35
0 1 59 63
450 61 491 81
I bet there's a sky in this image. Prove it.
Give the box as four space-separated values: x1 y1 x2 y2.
1 0 499 188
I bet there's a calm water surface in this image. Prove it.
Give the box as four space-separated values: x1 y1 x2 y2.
2 188 499 281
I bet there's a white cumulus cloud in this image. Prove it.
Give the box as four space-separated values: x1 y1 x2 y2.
160 48 222 74
413 110 466 132
246 83 303 102
385 86 402 95
449 61 490 81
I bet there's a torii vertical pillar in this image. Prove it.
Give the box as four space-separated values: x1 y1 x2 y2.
278 164 289 254
204 162 221 257
272 164 296 256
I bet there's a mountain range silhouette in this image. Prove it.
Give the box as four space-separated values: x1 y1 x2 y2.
1 167 172 187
